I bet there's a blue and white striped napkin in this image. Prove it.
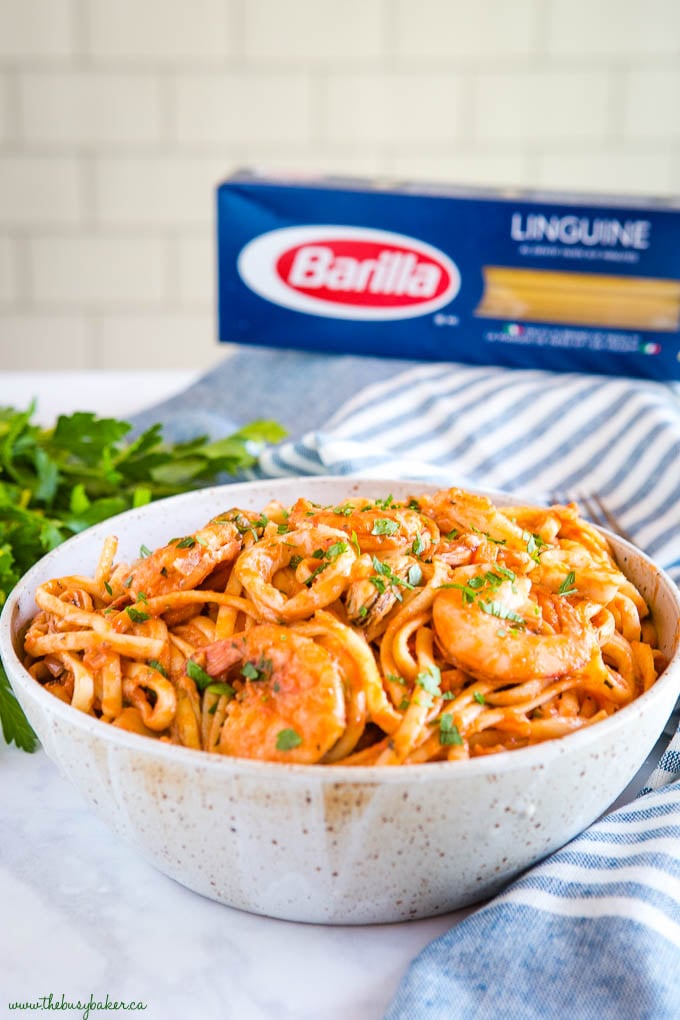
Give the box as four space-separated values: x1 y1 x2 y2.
138 350 680 1020
258 359 680 1020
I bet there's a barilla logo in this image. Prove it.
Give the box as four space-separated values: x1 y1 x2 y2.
237 226 460 320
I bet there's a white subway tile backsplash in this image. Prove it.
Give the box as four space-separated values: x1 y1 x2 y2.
325 72 463 145
0 75 9 141
30 236 167 305
547 0 680 57
176 73 313 145
394 0 538 60
387 150 529 187
0 0 75 59
177 234 215 306
243 0 384 62
91 313 220 370
20 73 164 146
0 0 678 372
95 156 228 226
0 157 83 226
0 315 89 370
475 70 610 143
0 237 16 305
536 150 675 195
622 69 680 140
87 0 235 62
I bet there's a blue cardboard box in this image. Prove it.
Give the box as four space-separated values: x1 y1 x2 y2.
217 171 680 380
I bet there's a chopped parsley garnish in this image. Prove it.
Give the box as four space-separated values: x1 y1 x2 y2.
473 691 486 705
126 606 150 624
139 543 152 558
398 697 410 711
289 554 303 569
241 657 272 682
277 522 289 534
175 536 196 549
276 728 302 751
478 599 526 626
558 570 577 597
439 713 463 746
524 531 547 563
415 664 442 699
148 659 168 678
186 659 214 691
444 528 459 540
103 581 113 596
333 502 354 516
407 563 423 586
205 681 235 700
350 530 361 556
371 518 399 537
407 498 421 511
370 555 417 600
411 532 426 556
303 541 348 586
122 574 133 588
374 494 394 509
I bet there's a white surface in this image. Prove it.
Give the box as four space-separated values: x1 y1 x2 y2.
0 372 664 1019
0 370 201 426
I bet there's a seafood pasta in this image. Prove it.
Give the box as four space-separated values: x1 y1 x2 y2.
22 488 664 765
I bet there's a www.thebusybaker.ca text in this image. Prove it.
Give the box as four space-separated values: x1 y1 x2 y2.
8 993 147 1020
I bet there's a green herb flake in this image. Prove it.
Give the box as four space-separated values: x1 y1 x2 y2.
186 659 214 691
398 698 410 711
148 658 168 678
439 713 464 747
175 536 196 549
126 606 150 624
558 570 577 597
275 728 303 751
411 532 426 556
415 664 442 698
371 518 399 537
205 681 236 700
139 543 152 558
473 691 486 705
103 581 113 596
407 563 423 587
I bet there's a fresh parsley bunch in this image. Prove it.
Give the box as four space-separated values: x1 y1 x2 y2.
0 403 286 752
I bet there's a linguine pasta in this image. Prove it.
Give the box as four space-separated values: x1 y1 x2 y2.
22 488 665 765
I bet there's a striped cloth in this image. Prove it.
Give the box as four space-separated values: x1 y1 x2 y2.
256 359 680 1020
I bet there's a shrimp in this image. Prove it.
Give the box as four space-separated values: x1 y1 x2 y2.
417 488 528 549
432 565 598 684
201 624 345 763
234 525 357 622
287 497 439 555
117 518 242 600
345 552 421 632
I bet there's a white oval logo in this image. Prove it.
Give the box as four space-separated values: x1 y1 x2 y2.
237 225 460 320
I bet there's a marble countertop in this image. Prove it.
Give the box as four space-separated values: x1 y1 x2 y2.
0 369 466 1020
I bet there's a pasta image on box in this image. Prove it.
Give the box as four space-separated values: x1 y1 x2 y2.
216 171 680 381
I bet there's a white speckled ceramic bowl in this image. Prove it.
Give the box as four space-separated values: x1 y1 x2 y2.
2 478 680 924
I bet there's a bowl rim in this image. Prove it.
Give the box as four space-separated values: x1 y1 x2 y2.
2 474 680 785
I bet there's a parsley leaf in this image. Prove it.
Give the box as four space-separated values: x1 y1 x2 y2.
276 728 302 751
186 659 214 691
558 570 577 597
439 713 463 747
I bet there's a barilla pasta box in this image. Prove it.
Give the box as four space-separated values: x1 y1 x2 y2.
216 170 680 380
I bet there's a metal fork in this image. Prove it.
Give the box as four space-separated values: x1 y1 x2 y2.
578 492 638 547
